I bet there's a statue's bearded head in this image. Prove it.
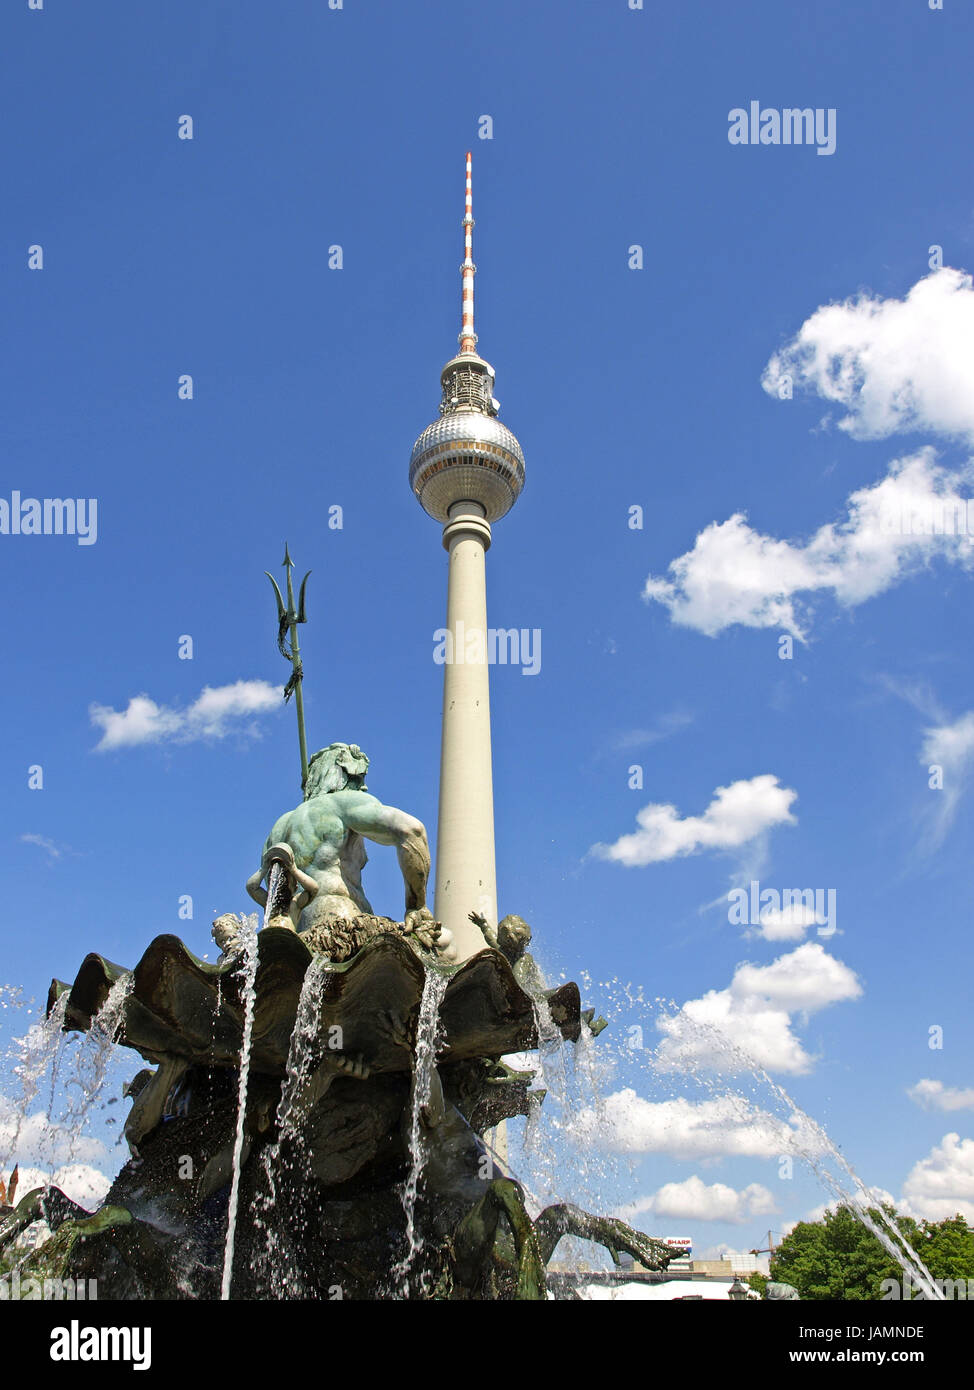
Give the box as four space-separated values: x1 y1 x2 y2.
305 743 370 798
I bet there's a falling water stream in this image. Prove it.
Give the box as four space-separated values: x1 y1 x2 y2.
758 1066 944 1299
62 974 133 1159
519 984 611 1230
1 993 69 1177
392 967 447 1294
648 1004 946 1299
219 913 260 1301
498 968 946 1298
529 993 569 1106
275 954 333 1149
255 953 332 1292
39 975 134 1180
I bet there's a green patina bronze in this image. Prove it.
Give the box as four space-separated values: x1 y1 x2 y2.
265 544 311 792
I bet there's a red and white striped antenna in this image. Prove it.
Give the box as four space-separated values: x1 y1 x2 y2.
459 150 478 353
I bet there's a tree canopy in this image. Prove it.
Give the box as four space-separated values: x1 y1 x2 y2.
770 1204 974 1300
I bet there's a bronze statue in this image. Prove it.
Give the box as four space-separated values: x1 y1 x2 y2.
246 742 445 949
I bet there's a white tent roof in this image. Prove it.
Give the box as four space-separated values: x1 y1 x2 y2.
579 1279 747 1301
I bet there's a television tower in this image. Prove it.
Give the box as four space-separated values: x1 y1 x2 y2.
409 152 525 963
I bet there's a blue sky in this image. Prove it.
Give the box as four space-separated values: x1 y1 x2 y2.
2 0 974 1260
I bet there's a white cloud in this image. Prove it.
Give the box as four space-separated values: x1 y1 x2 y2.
901 1133 974 1222
645 514 821 637
500 1052 537 1072
622 1175 778 1225
0 1102 108 1168
575 1089 827 1161
90 679 281 751
5 1164 111 1210
19 834 76 862
592 774 797 867
920 710 974 841
644 450 974 637
878 681 974 849
803 1188 898 1224
609 711 694 752
655 942 863 1076
755 904 822 942
762 268 974 443
908 1080 974 1113
658 997 806 1075
731 945 860 1012
921 712 974 772
0 1089 113 1179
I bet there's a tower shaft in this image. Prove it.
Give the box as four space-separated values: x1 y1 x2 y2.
410 153 525 964
434 504 496 957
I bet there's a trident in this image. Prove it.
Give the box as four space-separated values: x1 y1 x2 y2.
266 544 311 792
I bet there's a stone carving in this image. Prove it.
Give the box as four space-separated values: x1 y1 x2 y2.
301 912 442 962
765 1280 801 1300
450 1179 676 1300
481 913 546 994
481 912 608 1035
0 1166 18 1219
47 929 583 1082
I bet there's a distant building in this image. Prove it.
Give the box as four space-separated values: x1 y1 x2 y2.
687 1259 732 1276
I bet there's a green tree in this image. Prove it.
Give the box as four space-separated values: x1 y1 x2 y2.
771 1207 897 1299
771 1205 974 1300
922 1217 974 1278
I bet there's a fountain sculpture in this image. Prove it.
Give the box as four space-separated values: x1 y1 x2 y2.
0 557 675 1299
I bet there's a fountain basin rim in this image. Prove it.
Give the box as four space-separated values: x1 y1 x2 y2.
48 929 582 1077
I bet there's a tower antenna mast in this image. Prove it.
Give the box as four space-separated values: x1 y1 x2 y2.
460 150 477 355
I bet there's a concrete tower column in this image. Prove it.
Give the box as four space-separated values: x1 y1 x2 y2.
434 501 496 959
409 153 525 966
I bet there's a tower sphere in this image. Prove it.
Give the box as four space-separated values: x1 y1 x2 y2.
409 152 525 526
409 364 525 523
